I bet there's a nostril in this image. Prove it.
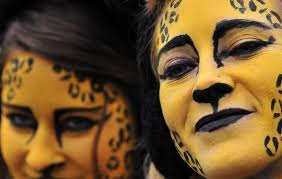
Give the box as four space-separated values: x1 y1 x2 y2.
41 162 65 176
193 83 233 103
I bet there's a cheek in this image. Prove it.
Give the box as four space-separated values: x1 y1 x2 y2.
97 111 137 176
225 54 282 109
159 81 194 130
1 119 29 168
63 129 97 172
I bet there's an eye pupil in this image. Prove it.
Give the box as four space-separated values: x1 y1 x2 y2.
7 113 36 129
229 40 270 57
62 117 96 131
164 60 196 79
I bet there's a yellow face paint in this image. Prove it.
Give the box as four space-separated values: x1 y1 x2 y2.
1 51 137 179
153 0 282 178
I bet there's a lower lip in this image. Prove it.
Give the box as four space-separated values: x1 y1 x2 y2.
198 113 251 132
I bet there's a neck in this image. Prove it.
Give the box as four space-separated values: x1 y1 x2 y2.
248 157 282 179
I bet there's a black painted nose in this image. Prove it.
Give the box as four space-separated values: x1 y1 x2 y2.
193 83 233 104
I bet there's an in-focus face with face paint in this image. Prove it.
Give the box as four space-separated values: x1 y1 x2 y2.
0 51 136 179
152 0 282 178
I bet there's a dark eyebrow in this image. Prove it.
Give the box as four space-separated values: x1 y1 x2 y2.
2 103 33 114
157 34 198 60
54 106 104 120
213 19 272 67
213 19 271 41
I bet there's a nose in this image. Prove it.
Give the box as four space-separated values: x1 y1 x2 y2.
25 129 65 173
193 83 233 103
192 70 234 112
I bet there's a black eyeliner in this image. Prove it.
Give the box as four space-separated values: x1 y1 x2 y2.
54 106 105 146
213 19 272 67
2 103 33 114
218 36 276 59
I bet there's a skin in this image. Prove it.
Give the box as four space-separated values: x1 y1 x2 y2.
1 50 137 179
152 0 282 178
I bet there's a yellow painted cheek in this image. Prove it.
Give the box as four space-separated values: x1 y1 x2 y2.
63 130 96 177
160 79 195 131
1 119 30 175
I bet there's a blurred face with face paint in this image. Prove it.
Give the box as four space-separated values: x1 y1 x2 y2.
0 1 139 179
1 51 136 179
150 0 282 178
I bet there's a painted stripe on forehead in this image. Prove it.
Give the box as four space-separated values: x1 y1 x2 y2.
157 34 198 64
2 103 33 114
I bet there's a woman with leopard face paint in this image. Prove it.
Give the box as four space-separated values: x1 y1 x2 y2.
0 0 141 179
138 0 282 178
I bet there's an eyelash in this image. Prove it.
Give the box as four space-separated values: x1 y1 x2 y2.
222 37 275 58
60 116 98 132
161 58 197 80
6 113 98 132
6 113 37 129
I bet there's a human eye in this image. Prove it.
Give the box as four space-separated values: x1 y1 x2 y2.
60 116 98 132
228 37 274 58
6 113 37 129
161 58 197 80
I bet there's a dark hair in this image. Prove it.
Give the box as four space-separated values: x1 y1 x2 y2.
2 1 139 86
0 0 142 178
137 1 195 178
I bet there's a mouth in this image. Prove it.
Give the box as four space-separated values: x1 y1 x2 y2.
195 108 253 132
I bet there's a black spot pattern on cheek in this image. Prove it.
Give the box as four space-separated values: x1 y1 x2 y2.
116 117 124 123
277 74 282 87
264 136 278 156
2 57 34 101
170 130 205 176
277 119 282 134
183 151 195 165
265 74 282 157
107 156 120 170
172 131 184 148
104 101 136 178
124 149 135 170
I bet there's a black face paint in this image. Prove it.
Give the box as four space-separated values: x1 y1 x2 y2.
53 63 115 104
276 74 282 87
159 0 182 44
170 130 205 175
2 103 37 144
54 106 108 146
102 100 136 178
265 74 282 156
229 0 282 29
2 57 34 101
158 34 198 61
106 156 120 170
193 83 233 112
264 136 279 156
213 19 272 67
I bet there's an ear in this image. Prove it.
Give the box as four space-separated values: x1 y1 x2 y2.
146 0 157 12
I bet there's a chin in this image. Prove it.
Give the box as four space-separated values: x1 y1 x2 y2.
199 150 275 179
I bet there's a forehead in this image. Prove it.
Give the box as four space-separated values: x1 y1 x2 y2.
2 51 105 109
155 0 278 49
